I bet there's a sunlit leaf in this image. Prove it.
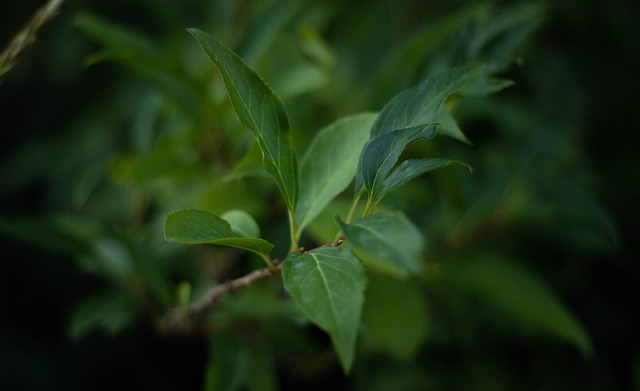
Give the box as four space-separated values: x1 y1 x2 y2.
282 247 366 373
295 113 376 235
164 209 273 258
188 28 298 212
338 212 424 277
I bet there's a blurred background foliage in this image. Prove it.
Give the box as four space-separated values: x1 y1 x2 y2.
1 0 639 389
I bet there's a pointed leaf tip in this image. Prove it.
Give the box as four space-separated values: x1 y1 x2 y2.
188 29 298 212
282 247 366 372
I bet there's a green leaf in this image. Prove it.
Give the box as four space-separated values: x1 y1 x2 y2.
370 63 484 139
282 247 366 373
221 209 261 238
164 209 273 258
379 158 471 199
355 124 436 202
363 273 428 359
69 292 137 340
205 335 251 391
188 28 298 212
295 113 376 235
435 107 472 144
442 255 593 356
338 212 424 277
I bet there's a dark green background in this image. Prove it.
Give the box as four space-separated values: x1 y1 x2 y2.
1 0 639 389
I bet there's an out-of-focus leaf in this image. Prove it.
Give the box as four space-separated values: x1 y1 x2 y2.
245 348 278 391
205 335 251 391
297 25 336 69
338 212 423 277
224 141 268 182
363 273 428 359
370 63 483 139
282 247 366 373
466 3 545 73
188 29 298 212
295 113 376 236
235 0 306 66
442 255 593 356
176 281 192 307
69 292 137 340
271 63 329 99
164 209 273 258
75 13 201 117
74 13 167 64
221 209 261 238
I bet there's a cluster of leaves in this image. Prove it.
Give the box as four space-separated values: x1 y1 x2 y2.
0 1 617 389
166 29 488 371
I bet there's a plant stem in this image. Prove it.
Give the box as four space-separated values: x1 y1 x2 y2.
288 209 299 252
260 253 275 270
362 196 377 217
161 261 282 333
346 192 362 224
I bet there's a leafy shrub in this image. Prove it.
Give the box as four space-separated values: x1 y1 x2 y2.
1 1 621 389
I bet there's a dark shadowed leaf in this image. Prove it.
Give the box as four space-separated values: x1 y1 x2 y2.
282 247 366 373
355 125 436 202
380 158 471 199
442 255 593 356
370 63 483 139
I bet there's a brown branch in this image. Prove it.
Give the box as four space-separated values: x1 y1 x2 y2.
160 261 282 333
160 234 344 334
0 0 65 80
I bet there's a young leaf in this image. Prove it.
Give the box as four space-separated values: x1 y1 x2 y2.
188 28 298 212
164 209 274 258
370 63 484 139
355 124 437 202
282 247 366 373
295 113 376 235
337 212 424 277
379 158 471 200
